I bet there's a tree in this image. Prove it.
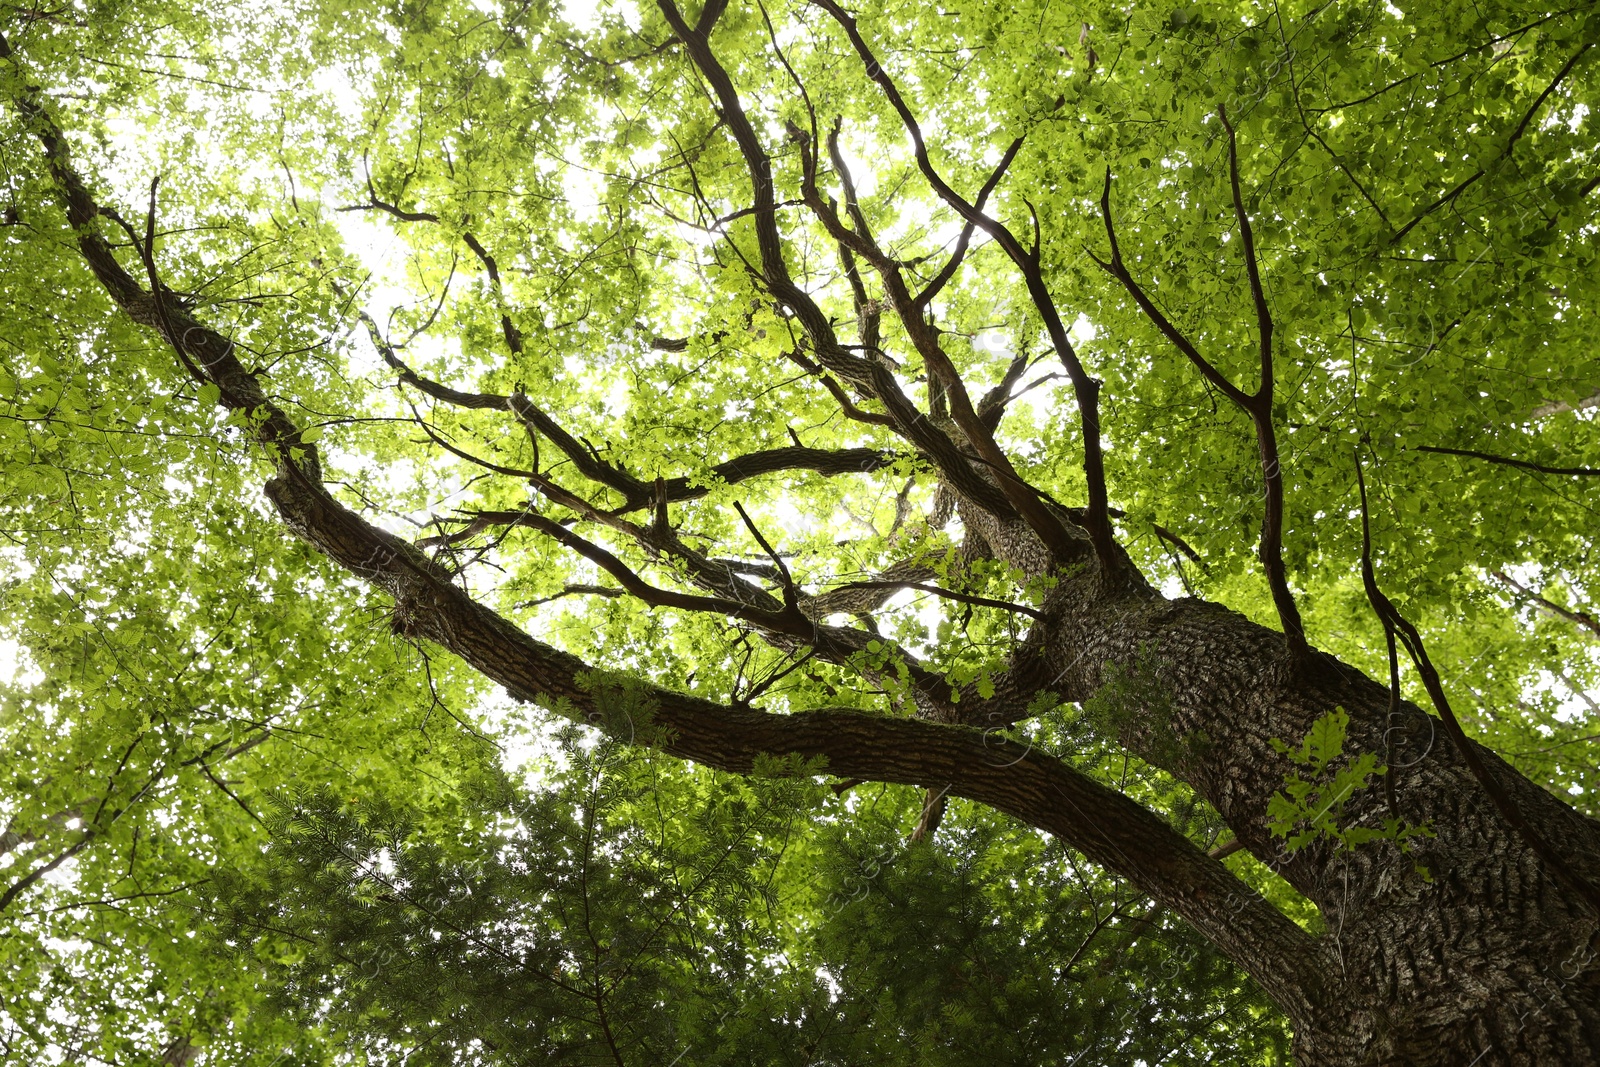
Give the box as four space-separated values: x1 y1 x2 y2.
1 0 1598 1062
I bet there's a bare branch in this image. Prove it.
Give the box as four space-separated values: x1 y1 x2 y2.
620 446 903 512
357 307 507 409
1218 104 1304 660
1215 106 1273 406
339 179 441 224
810 363 895 427
1492 569 1600 640
459 230 525 355
1153 524 1208 573
1415 444 1600 478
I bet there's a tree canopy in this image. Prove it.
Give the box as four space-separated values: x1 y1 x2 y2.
1 0 1598 1063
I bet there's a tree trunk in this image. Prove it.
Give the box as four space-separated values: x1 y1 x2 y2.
1129 601 1600 1066
972 512 1600 1065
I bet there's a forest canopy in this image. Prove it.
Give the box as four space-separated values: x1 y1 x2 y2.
1 0 1598 1063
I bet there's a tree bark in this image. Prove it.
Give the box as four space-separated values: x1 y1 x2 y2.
963 511 1600 1065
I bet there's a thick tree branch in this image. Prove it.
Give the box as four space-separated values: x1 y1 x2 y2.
629 446 902 511
976 351 1028 407
800 557 939 617
909 784 951 844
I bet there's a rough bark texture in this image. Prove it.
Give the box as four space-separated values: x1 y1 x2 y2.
992 527 1600 1064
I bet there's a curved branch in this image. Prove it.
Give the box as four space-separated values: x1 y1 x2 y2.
360 312 508 409
618 446 903 513
1097 120 1306 660
515 584 624 609
825 579 1043 620
361 333 902 506
1092 173 1249 407
800 557 939 617
814 368 896 427
341 183 525 356
498 506 813 632
1492 569 1600 640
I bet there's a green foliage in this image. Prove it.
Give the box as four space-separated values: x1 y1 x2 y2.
1267 709 1431 863
208 735 821 1065
1083 646 1208 772
203 737 1287 1066
0 0 1595 1059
